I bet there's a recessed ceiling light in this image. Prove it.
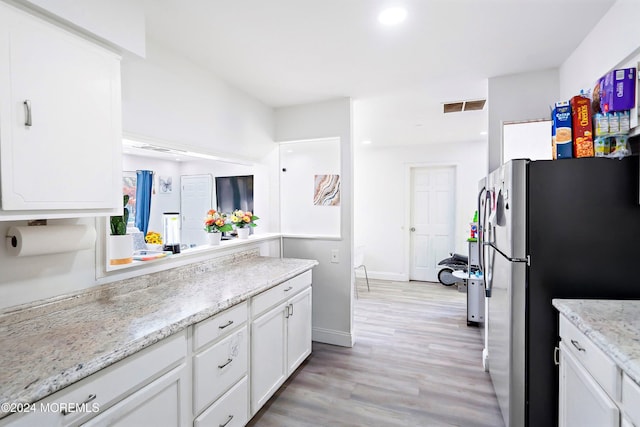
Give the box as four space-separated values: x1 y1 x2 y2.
378 7 407 26
362 140 372 145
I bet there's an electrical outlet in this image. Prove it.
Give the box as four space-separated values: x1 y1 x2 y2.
331 249 339 263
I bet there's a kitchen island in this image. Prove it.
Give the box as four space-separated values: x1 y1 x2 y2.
0 248 317 425
553 299 640 426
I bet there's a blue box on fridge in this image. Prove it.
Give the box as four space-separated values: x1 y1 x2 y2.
552 101 573 159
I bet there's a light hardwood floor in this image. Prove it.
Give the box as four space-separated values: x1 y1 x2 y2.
248 279 505 427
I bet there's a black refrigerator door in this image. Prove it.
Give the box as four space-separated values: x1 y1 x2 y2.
526 156 640 427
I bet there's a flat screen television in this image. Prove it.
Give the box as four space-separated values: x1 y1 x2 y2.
215 175 254 215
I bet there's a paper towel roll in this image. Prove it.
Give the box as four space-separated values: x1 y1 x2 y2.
5 225 96 256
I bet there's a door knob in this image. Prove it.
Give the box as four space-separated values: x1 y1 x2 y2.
410 227 416 232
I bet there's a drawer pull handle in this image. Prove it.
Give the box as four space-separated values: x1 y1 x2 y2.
554 346 560 366
62 393 96 416
289 303 294 317
219 415 234 427
24 100 32 127
571 339 586 352
285 305 290 318
218 320 234 329
218 358 233 369
284 286 293 292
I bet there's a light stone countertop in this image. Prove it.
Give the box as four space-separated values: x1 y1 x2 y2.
552 299 640 385
0 249 317 416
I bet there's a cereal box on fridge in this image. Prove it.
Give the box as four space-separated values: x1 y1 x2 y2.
552 101 573 159
570 96 594 158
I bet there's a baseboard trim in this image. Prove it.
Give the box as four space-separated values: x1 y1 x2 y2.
312 327 354 347
355 270 408 282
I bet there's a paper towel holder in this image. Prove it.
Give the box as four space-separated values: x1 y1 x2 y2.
6 219 47 247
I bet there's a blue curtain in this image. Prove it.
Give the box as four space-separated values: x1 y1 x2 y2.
135 170 153 236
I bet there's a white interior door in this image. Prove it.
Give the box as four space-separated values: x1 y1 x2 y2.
410 166 455 282
180 174 212 248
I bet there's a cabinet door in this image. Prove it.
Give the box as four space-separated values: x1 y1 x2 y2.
251 302 287 414
559 342 619 427
0 3 121 212
81 364 189 427
287 287 312 375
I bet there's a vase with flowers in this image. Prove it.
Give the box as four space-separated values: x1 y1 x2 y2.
204 209 233 245
230 209 259 239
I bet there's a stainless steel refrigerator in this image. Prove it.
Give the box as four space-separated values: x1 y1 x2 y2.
479 157 640 427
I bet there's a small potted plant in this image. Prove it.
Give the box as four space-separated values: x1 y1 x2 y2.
204 209 233 245
230 209 259 239
109 195 133 265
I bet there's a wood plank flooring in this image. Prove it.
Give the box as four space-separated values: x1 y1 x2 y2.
247 279 505 427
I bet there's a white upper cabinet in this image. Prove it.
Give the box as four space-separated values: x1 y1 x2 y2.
0 2 122 219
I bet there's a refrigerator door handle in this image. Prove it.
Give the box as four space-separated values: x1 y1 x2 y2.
483 241 530 266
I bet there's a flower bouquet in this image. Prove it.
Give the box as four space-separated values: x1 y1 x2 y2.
230 210 259 228
204 209 233 233
230 210 259 239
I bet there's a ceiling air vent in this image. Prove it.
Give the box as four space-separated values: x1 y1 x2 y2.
443 99 486 114
443 102 464 114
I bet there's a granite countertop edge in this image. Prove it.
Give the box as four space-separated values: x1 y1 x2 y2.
0 255 318 415
553 299 640 385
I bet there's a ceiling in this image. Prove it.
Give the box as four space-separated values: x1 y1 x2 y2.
141 0 616 147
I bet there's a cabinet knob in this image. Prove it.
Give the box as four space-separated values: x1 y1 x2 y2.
410 227 416 232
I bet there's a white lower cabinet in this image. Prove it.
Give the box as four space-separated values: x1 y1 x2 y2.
0 271 314 427
194 377 248 427
82 363 189 427
251 272 312 415
559 341 619 427
0 331 188 427
286 287 312 374
251 301 288 412
557 313 640 427
622 373 640 427
193 326 248 417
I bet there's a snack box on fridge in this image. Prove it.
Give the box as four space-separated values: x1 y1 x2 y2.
570 95 594 157
600 68 636 113
552 101 573 159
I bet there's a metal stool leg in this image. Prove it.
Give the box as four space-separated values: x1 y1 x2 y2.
355 265 370 293
362 265 370 291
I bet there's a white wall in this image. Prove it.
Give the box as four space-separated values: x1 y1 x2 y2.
275 98 354 347
354 140 487 281
487 68 559 172
560 0 640 99
0 40 277 310
15 0 146 56
121 41 275 161
280 139 341 237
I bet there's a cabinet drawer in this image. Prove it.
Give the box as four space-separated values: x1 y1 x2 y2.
193 302 247 351
251 270 311 316
622 373 640 426
193 326 248 416
194 377 248 427
560 315 619 400
0 331 187 427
